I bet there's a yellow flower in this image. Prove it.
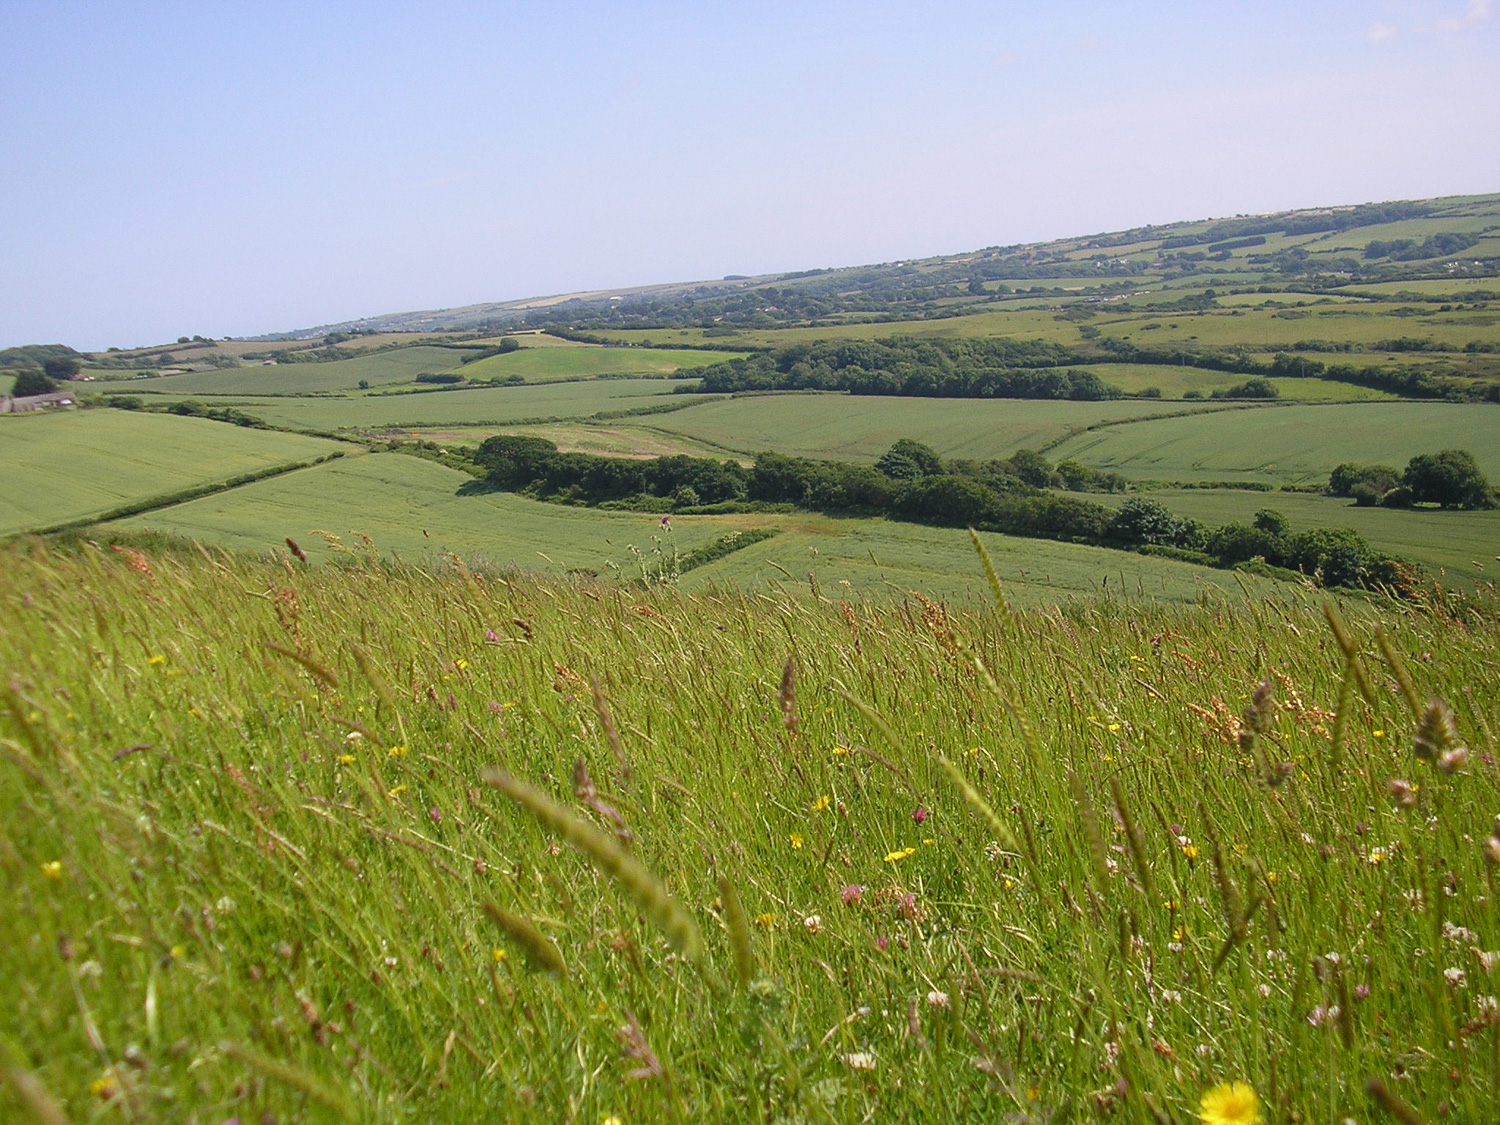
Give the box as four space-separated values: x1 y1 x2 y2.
968 746 980 757
1266 871 1278 884
1181 844 1200 860
811 795 830 812
388 784 408 797
456 659 469 671
40 860 63 879
789 832 804 849
832 745 851 757
1199 1081 1261 1125
1372 729 1386 739
169 944 185 960
147 655 165 666
923 838 934 846
337 754 355 765
754 912 777 928
89 1071 119 1100
884 847 917 863
1107 723 1121 732
601 1116 623 1125
388 745 407 757
1002 876 1017 890
492 948 507 963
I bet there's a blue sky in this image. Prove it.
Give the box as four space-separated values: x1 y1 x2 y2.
1 1 1496 350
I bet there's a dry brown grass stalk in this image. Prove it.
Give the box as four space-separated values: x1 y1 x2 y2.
481 902 566 976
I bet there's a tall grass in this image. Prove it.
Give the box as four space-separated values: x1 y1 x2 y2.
2 537 1498 1122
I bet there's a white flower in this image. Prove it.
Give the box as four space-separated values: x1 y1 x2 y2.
926 990 950 1009
216 896 237 914
843 1051 876 1071
803 914 823 934
1474 950 1499 974
345 731 363 742
1443 922 1478 943
1160 990 1182 1004
1445 967 1466 988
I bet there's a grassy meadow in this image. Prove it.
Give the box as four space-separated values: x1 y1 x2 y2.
0 410 349 536
133 347 483 396
458 346 748 384
3 538 1499 1123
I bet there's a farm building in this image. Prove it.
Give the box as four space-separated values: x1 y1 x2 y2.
0 391 79 413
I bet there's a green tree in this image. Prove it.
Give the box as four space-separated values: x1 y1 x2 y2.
876 439 943 479
1402 449 1495 509
11 370 58 397
1107 498 1186 546
43 356 81 380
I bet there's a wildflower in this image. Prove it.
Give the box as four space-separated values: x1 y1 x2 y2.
968 746 980 757
840 884 864 905
388 745 407 757
912 806 928 824
1475 950 1499 974
337 754 355 765
492 949 508 963
455 659 469 671
811 795 830 812
1107 722 1121 732
789 832 804 850
1445 967 1466 988
753 913 777 928
832 745 851 757
40 861 63 879
1354 984 1370 1000
1160 990 1182 1004
1181 843 1200 860
1367 848 1389 865
1372 729 1385 739
1387 778 1417 808
884 847 916 863
1266 871 1278 885
388 784 408 797
602 1116 624 1125
89 1071 119 1100
843 1051 876 1071
429 807 443 824
803 915 823 934
1198 1081 1261 1125
875 935 889 951
926 990 950 1009
923 837 934 846
147 655 165 666
346 730 363 742
485 629 500 642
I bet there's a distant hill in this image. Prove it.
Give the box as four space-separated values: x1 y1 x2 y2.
285 192 1499 337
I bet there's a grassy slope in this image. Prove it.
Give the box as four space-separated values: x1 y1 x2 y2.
1048 402 1500 484
3 545 1497 1122
0 410 348 536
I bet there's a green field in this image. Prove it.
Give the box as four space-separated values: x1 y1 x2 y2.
1090 487 1500 588
1048 401 1500 484
639 393 1214 461
197 379 694 432
1071 363 1398 401
110 452 1274 604
0 372 13 396
5 542 1498 1121
130 346 481 396
459 345 748 383
0 410 349 536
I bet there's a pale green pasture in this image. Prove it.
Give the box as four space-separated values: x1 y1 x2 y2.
1091 487 1500 588
460 345 746 383
642 393 1211 461
397 422 742 460
1050 402 1500 484
135 346 477 395
200 379 692 431
1076 364 1398 401
1335 277 1500 298
0 409 348 535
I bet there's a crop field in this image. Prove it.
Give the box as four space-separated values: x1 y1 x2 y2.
1091 488 1500 590
0 410 349 536
395 423 741 460
198 379 695 432
130 346 481 396
639 394 1213 462
1337 278 1500 299
5 540 1499 1122
1048 401 1500 485
459 345 748 383
0 371 13 395
1069 364 1398 401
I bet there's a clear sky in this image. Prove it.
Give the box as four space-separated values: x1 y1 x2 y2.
1 0 1496 350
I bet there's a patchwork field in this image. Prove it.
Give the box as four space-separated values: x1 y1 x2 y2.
124 346 481 396
458 345 747 383
0 409 349 536
1068 363 1398 401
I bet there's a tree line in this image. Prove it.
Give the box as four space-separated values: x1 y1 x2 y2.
469 435 1411 594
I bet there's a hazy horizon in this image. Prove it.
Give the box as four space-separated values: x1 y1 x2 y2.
2 0 1497 351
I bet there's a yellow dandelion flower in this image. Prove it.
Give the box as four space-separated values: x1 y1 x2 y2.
1181 844 1200 860
1372 729 1386 739
1002 876 1017 890
968 746 980 757
89 1072 119 1099
923 837 934 846
832 745 851 757
789 832 804 849
1107 723 1121 732
754 912 777 928
811 795 830 812
1266 871 1278 884
492 949 507 963
388 784 408 797
1367 848 1389 865
40 860 63 879
1173 925 1190 942
884 847 917 863
601 1116 623 1125
388 745 407 757
1198 1080 1261 1125
456 659 469 671
147 655 165 666
337 754 355 765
